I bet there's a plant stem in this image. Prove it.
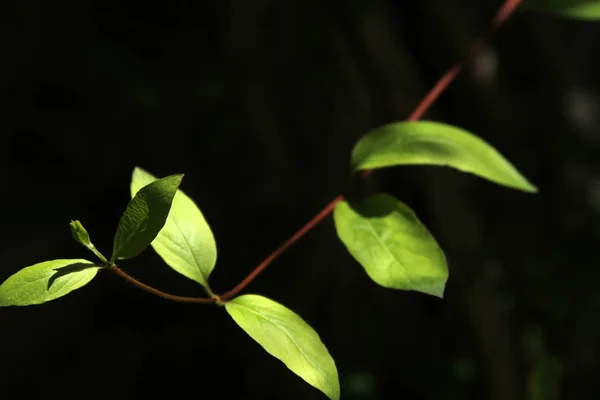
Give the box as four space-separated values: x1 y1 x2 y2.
89 244 110 265
219 195 343 301
218 0 524 301
110 265 218 304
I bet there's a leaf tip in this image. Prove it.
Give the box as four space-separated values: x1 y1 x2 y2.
514 177 538 194
517 184 538 194
418 280 447 299
132 166 146 177
168 173 185 186
526 183 539 194
503 175 537 194
168 173 185 190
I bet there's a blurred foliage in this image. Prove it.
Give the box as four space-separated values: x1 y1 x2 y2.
524 0 600 20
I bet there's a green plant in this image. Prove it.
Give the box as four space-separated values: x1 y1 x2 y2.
2 1 597 399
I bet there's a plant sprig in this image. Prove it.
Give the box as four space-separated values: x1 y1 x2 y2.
2 1 594 398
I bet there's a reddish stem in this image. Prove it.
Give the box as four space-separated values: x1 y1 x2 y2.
220 196 343 301
110 265 218 304
218 0 523 301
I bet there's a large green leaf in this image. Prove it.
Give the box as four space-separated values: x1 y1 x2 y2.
130 167 217 290
112 174 183 261
523 0 600 19
334 193 448 298
0 259 99 306
352 120 537 192
226 295 340 400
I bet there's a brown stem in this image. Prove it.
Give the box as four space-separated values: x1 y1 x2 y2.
110 265 218 304
218 0 524 300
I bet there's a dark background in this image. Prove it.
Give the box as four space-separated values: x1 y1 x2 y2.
1 1 599 399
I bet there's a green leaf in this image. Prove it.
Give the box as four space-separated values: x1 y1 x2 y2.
523 0 600 20
112 174 183 261
225 295 340 400
130 167 217 290
334 193 448 297
0 259 100 306
351 120 537 192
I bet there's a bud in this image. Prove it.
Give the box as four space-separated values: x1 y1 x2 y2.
70 220 92 248
69 220 109 265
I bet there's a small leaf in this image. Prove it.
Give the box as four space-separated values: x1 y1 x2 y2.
225 294 340 400
352 120 537 192
0 259 100 306
130 167 217 289
523 0 600 20
112 174 183 261
334 193 448 297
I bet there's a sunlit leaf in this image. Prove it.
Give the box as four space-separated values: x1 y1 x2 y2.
352 120 537 192
523 0 600 20
131 167 217 290
112 174 183 261
226 294 340 400
334 193 448 297
0 259 99 306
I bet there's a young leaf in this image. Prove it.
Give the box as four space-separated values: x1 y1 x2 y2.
334 193 448 298
112 174 183 261
130 167 217 290
225 294 340 400
523 0 600 20
0 259 100 306
352 120 537 192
